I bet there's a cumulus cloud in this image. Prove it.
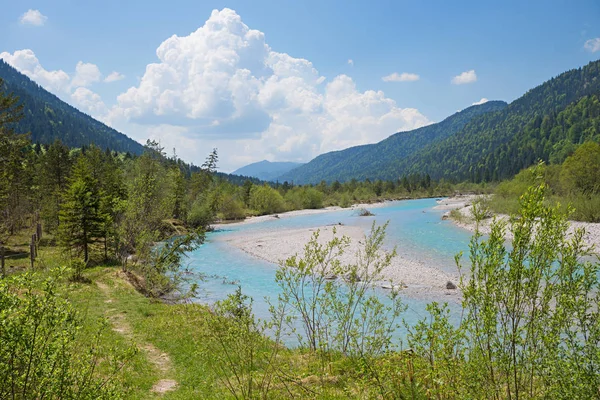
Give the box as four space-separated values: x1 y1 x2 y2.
347 59 354 66
71 87 108 115
72 61 102 87
0 49 70 94
452 69 477 85
108 8 430 169
584 38 600 53
19 9 47 26
382 72 420 82
1 49 115 124
104 71 125 82
472 97 488 105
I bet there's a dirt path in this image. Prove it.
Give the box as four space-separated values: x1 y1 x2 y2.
95 279 178 395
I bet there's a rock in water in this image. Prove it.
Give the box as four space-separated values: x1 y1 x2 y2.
446 281 457 290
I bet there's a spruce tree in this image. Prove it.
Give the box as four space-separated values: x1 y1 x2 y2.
59 156 104 263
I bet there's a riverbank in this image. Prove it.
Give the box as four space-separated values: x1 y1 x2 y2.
211 201 393 229
220 218 461 301
438 195 600 250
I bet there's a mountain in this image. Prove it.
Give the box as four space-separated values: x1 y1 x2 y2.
232 160 304 181
279 59 600 185
0 60 144 155
277 101 507 184
403 59 600 182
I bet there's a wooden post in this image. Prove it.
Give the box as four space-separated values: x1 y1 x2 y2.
30 243 35 269
1 246 5 277
36 223 42 241
32 234 38 257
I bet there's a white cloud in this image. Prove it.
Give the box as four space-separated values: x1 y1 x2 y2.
584 38 600 53
19 9 47 26
104 71 125 82
382 72 420 82
452 69 477 85
0 49 70 94
0 49 112 123
347 59 354 66
72 61 102 88
472 97 488 105
71 87 108 115
108 8 430 170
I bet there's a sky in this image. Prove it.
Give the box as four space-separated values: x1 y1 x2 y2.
1 1 599 172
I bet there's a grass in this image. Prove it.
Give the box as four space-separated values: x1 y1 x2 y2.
67 267 229 399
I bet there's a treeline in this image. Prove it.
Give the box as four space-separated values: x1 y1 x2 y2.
487 141 600 222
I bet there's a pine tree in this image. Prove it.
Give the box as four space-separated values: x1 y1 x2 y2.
38 140 72 233
59 156 105 263
0 78 30 240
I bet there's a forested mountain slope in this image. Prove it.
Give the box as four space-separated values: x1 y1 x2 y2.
0 60 144 154
278 101 507 184
232 160 304 181
405 59 600 182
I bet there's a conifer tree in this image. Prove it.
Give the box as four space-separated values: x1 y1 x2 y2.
59 156 105 263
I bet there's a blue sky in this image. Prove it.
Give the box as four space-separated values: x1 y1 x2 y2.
1 0 599 171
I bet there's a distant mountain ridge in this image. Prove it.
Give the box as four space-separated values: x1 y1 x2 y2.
0 60 144 155
403 59 600 182
278 59 600 184
277 101 507 184
232 160 304 181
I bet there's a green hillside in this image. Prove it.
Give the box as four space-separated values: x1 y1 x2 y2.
0 60 144 154
278 100 507 184
406 59 600 182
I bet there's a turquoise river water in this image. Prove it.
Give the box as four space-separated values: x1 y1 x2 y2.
185 198 475 343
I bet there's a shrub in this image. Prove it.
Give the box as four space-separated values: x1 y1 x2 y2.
0 271 132 399
249 185 286 215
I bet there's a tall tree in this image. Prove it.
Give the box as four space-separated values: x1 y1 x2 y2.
38 140 72 233
59 156 104 263
0 79 30 242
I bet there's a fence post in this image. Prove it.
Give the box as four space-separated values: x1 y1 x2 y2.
32 234 38 257
0 246 5 277
30 242 35 269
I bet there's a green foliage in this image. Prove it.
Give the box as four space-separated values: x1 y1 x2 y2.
560 141 600 194
274 223 404 368
249 184 286 215
138 229 204 298
491 159 600 222
0 270 132 399
284 186 324 210
206 287 281 399
38 140 72 233
0 78 30 242
459 173 600 398
59 156 105 263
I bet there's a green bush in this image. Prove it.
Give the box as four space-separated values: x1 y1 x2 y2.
0 271 132 399
187 199 214 228
249 185 286 215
